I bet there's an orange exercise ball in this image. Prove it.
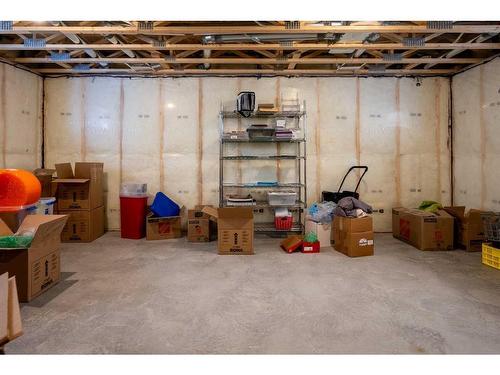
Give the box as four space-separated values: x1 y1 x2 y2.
0 169 42 211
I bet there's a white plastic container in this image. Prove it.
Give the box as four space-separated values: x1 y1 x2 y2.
34 197 56 215
267 191 297 206
120 183 148 197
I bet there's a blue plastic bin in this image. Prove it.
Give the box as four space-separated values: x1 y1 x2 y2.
150 192 180 217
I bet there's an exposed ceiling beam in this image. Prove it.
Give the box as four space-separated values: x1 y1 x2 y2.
13 57 483 65
425 33 497 69
1 43 499 52
35 68 458 76
1 24 499 35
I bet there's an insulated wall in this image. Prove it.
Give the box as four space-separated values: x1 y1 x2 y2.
0 62 43 170
44 76 451 231
452 57 500 211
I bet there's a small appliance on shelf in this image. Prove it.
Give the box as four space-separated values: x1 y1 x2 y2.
246 124 275 140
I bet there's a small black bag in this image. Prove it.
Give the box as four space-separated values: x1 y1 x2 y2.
322 166 368 203
236 92 255 117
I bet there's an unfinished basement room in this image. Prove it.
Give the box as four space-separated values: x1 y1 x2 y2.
1 1 500 372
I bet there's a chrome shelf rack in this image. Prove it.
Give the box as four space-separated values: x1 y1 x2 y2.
218 101 307 235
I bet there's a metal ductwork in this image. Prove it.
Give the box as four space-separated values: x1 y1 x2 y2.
203 33 323 43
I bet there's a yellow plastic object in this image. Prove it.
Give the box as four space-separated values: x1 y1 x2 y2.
482 243 500 270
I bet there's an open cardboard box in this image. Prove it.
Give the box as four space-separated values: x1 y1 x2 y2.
187 205 217 242
444 206 486 252
202 206 254 255
0 215 68 302
53 162 103 210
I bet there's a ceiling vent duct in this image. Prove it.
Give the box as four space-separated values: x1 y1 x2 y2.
0 21 13 30
50 52 71 61
403 37 425 47
427 21 453 30
138 21 154 31
23 38 46 48
210 33 320 43
285 21 301 30
383 53 403 61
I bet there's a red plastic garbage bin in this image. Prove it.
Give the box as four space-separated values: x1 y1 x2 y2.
119 183 148 239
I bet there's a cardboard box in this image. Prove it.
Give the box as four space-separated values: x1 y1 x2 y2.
392 207 454 251
187 206 217 242
0 274 23 346
53 162 103 210
332 216 374 257
444 206 486 252
305 220 331 248
332 216 373 243
33 168 56 198
0 215 68 302
336 231 374 257
59 206 104 243
146 214 182 240
202 207 254 255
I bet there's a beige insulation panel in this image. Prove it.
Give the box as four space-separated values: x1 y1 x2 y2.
44 76 451 231
0 63 42 170
453 58 500 211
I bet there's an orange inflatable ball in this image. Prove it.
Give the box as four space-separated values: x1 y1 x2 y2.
0 169 42 210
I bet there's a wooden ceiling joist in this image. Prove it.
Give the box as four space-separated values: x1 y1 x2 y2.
0 21 498 77
1 43 499 52
14 57 483 64
35 68 458 75
1 24 499 36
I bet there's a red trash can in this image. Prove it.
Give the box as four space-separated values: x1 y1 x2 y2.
119 183 148 239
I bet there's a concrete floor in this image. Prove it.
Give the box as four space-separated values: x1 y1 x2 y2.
5 232 500 354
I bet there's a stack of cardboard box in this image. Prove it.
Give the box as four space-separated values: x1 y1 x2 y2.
392 207 453 251
53 162 105 243
332 216 374 257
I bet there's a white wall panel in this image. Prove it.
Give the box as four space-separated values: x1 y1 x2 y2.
0 63 42 170
122 78 161 209
44 75 451 231
44 78 85 166
162 78 200 210
453 58 500 211
84 78 121 229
